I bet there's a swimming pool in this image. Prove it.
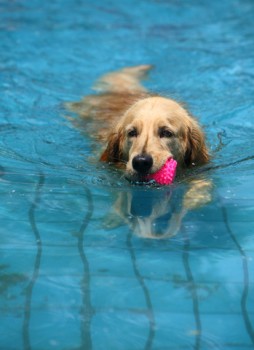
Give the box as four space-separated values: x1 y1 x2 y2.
1 0 254 349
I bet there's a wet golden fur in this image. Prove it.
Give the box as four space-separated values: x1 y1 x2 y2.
68 65 212 238
69 65 209 181
101 95 209 180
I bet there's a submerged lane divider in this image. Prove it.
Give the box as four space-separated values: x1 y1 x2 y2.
23 172 45 350
126 232 156 350
76 186 94 350
182 229 202 350
221 201 254 346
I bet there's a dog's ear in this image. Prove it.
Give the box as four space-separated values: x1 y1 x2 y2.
184 121 209 167
100 127 125 164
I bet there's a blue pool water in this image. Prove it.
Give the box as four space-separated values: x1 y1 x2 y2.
1 0 254 349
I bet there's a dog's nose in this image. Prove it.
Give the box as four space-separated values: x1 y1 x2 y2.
132 154 153 174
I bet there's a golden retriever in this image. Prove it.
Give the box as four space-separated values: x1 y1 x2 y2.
68 65 212 238
69 65 209 182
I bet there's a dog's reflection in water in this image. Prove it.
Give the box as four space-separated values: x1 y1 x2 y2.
104 179 212 239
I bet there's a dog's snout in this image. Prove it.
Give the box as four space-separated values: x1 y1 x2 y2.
132 154 153 174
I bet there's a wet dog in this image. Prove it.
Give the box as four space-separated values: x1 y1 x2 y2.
68 65 209 181
68 65 212 238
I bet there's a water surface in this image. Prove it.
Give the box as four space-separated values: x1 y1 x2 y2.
1 0 254 349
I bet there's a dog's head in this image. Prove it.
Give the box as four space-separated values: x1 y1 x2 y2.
101 96 209 181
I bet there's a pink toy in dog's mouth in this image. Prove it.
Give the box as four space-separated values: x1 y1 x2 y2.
146 158 177 185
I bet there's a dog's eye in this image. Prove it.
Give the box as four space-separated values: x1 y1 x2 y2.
159 128 174 138
127 128 138 137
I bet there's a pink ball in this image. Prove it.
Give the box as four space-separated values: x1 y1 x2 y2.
146 158 177 185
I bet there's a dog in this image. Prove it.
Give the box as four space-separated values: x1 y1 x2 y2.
69 65 209 182
68 65 212 238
